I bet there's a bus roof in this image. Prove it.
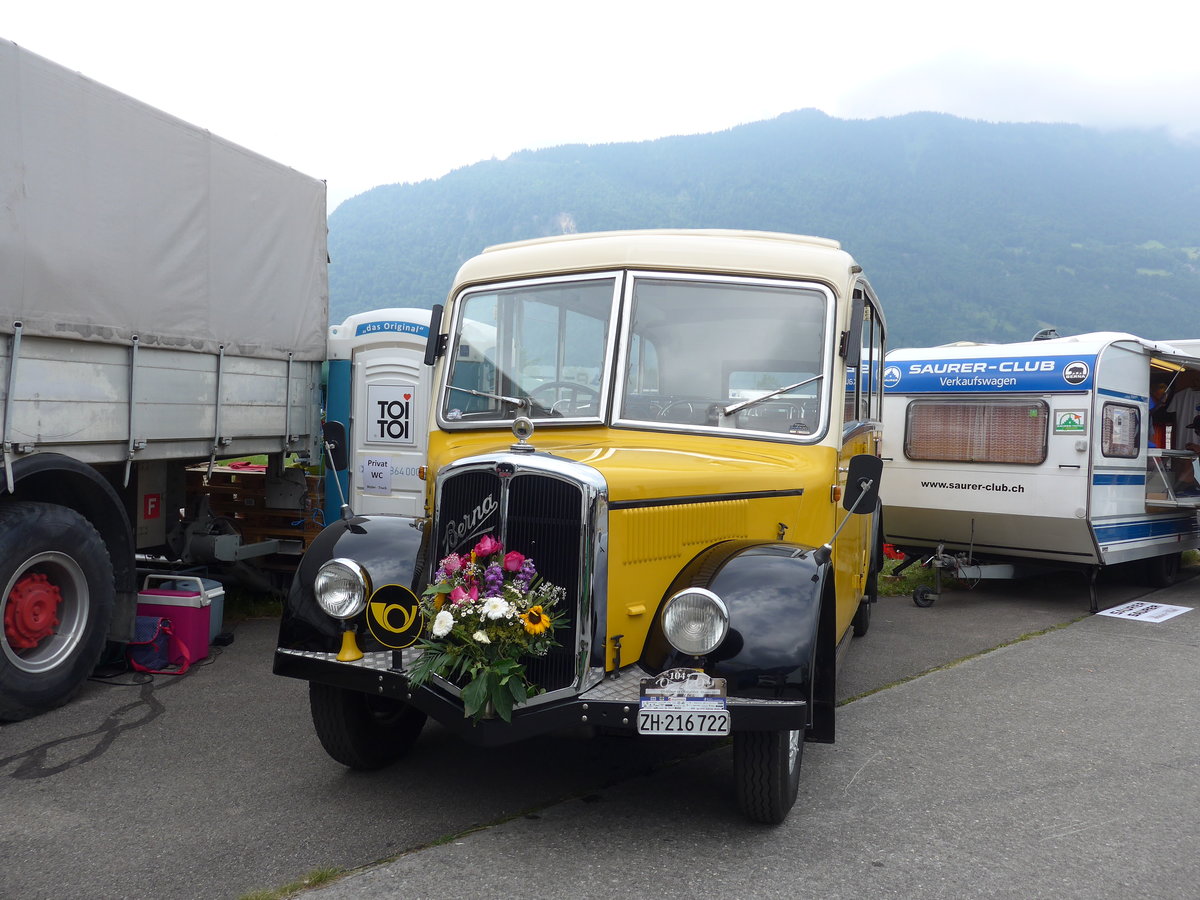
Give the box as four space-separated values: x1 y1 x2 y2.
449 229 863 294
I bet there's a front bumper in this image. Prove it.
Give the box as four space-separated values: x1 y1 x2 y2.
274 648 807 747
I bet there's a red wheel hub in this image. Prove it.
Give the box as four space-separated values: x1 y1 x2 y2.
4 573 63 649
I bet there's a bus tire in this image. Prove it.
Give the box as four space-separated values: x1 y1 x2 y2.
309 682 426 770
734 727 804 824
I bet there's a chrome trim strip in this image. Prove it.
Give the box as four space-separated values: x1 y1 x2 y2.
609 488 804 511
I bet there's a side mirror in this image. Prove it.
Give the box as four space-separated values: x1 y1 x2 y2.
843 453 882 514
423 304 446 366
322 420 348 472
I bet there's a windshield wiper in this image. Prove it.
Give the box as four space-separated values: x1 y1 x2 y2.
447 384 561 417
721 374 823 417
448 384 532 412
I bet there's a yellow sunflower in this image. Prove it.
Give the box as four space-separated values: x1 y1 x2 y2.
521 605 550 635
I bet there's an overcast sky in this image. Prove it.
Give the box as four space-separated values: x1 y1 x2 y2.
6 1 1199 212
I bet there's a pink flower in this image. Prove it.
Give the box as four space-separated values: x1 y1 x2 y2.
441 553 463 574
449 584 478 606
474 535 503 559
502 550 525 572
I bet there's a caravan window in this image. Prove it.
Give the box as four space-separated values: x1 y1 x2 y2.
1101 403 1140 458
904 399 1049 464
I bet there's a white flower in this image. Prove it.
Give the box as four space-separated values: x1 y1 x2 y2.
482 597 512 620
431 609 455 638
472 630 491 644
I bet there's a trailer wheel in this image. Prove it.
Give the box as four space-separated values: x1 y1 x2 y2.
734 727 804 824
308 682 426 770
913 586 936 607
0 502 115 721
1145 552 1181 588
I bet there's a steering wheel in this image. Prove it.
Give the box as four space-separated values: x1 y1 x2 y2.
657 399 719 425
528 381 601 416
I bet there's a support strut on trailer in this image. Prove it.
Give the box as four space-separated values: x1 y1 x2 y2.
902 544 1100 612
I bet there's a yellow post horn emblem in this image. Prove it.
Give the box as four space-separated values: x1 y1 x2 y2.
364 585 423 650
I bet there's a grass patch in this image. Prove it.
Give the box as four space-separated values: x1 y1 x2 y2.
877 552 937 598
838 617 1085 706
239 866 345 900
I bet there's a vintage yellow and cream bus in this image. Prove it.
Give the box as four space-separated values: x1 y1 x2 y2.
275 229 886 824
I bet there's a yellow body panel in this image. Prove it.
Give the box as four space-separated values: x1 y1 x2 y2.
426 427 868 666
421 229 885 679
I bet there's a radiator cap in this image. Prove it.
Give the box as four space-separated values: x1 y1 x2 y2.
511 416 536 452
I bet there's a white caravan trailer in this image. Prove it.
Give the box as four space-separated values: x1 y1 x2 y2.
880 332 1200 609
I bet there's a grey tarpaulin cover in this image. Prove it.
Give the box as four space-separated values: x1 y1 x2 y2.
0 38 328 361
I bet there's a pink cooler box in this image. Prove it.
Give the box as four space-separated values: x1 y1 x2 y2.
137 575 225 663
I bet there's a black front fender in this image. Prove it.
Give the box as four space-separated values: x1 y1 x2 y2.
641 541 829 715
277 514 427 652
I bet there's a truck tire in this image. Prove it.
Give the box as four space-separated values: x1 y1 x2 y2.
734 727 804 824
308 682 426 770
0 501 115 721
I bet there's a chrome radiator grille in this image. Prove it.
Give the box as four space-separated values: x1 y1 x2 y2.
437 465 584 693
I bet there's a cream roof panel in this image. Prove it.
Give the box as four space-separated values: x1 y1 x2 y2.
450 229 860 294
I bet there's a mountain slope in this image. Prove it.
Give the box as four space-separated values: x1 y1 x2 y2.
328 110 1200 348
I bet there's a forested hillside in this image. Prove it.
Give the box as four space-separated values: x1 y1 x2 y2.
328 110 1200 349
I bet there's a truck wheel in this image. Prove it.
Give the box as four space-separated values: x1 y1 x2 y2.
308 682 426 770
0 502 115 721
1145 552 1181 588
734 727 804 824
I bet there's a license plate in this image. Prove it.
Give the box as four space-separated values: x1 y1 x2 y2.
637 668 730 736
636 707 731 736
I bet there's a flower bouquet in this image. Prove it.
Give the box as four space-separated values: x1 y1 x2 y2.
407 535 565 722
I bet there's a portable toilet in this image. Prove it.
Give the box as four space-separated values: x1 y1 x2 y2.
325 308 432 519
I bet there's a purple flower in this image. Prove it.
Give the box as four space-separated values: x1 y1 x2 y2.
483 563 504 597
516 558 536 591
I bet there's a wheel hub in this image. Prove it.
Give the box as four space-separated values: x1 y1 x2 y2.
4 573 63 649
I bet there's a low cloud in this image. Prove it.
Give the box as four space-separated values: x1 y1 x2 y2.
834 57 1200 142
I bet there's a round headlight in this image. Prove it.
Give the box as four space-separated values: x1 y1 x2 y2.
314 558 370 619
662 588 729 656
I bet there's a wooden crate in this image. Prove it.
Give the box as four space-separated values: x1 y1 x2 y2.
186 466 324 551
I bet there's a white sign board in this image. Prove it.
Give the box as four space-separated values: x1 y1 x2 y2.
360 456 394 495
1097 601 1193 623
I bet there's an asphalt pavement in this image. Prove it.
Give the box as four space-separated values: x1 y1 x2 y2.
2 562 1197 899
303 566 1200 900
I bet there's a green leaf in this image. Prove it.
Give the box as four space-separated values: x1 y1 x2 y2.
492 687 514 722
506 674 528 706
406 649 452 688
461 673 489 720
